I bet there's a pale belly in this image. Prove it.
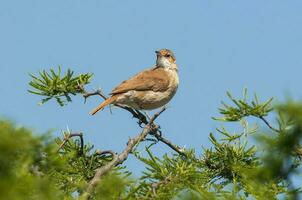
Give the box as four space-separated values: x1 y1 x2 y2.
115 89 177 110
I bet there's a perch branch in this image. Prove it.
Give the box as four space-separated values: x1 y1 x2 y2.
82 88 185 156
81 108 165 200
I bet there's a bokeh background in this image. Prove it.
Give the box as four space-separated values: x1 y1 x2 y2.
1 0 302 175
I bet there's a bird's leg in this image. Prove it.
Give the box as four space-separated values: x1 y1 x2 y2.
137 120 144 128
142 111 152 121
142 111 161 136
162 105 169 110
131 109 147 127
157 129 162 137
109 105 113 114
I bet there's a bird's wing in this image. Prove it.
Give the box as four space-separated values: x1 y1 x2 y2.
110 67 170 95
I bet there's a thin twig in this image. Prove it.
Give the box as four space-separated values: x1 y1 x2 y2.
95 150 116 157
258 116 302 157
57 132 84 155
81 108 166 200
151 131 186 156
259 116 280 133
82 89 107 102
257 116 302 157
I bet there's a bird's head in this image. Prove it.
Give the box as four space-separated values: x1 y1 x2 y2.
155 49 176 69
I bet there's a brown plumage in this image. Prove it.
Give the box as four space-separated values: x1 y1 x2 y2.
110 67 170 94
90 49 179 115
90 95 118 115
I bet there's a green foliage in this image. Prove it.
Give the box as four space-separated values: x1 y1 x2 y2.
28 66 93 106
123 91 302 200
0 120 132 199
203 132 258 185
0 120 64 200
52 134 113 195
95 172 132 200
246 102 302 199
127 148 209 199
213 89 273 121
22 72 302 199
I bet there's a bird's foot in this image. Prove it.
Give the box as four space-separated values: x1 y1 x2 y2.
142 111 152 121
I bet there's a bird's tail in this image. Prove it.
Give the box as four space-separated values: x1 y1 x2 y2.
90 95 118 115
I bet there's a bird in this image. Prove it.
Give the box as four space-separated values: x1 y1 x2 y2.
90 49 179 115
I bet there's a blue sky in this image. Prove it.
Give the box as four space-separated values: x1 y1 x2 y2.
1 0 302 174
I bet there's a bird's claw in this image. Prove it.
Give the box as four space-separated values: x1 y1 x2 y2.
137 120 144 128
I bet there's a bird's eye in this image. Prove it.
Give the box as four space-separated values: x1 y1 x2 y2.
165 54 171 58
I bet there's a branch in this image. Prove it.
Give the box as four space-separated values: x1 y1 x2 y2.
82 88 185 156
95 150 115 156
259 116 280 133
81 108 165 200
253 116 302 158
258 116 302 157
82 89 107 102
57 132 84 155
95 150 116 158
151 131 186 156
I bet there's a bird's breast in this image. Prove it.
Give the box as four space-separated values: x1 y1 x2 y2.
134 69 178 110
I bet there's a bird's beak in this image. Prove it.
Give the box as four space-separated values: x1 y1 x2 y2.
155 50 159 55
